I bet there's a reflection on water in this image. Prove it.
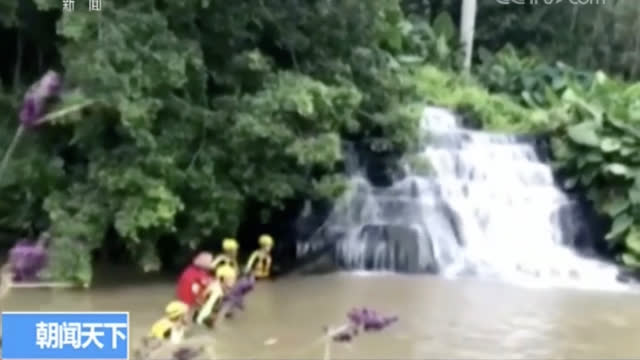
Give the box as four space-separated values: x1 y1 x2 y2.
2 272 640 359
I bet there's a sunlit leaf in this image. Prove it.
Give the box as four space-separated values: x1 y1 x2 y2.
605 213 633 241
566 121 600 147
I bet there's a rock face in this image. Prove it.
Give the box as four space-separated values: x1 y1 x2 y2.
295 106 623 287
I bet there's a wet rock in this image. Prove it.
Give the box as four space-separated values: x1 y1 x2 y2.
296 226 344 259
293 250 339 275
350 224 437 272
389 226 429 273
616 269 640 284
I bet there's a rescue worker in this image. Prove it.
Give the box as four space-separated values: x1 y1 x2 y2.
176 252 214 312
195 264 237 328
149 301 189 343
244 234 274 279
211 238 239 272
216 263 237 289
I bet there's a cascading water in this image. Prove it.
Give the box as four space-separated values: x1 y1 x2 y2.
297 106 626 290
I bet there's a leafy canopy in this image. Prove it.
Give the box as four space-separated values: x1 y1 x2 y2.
0 0 462 283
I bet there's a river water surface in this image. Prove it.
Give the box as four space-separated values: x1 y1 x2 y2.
2 272 640 359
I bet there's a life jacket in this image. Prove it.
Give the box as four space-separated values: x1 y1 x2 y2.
212 254 238 273
149 318 173 339
247 250 271 278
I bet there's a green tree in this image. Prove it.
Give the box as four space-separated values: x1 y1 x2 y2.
1 0 459 284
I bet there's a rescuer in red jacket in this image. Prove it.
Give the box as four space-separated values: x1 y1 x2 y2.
176 252 214 310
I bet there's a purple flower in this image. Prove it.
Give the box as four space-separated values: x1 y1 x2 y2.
347 308 363 326
40 71 62 95
19 97 43 128
9 239 48 281
19 70 62 128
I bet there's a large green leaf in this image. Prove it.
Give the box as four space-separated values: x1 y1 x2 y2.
605 212 633 241
606 116 640 140
629 184 640 204
562 88 603 123
435 35 450 60
628 102 640 122
620 146 635 156
584 152 603 163
432 12 455 40
566 121 600 147
602 196 630 217
621 253 640 268
600 137 622 152
625 226 640 254
604 163 632 177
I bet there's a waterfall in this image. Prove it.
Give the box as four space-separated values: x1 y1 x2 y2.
297 106 626 290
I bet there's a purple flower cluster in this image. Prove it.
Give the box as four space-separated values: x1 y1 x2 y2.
330 307 398 342
347 307 398 331
8 239 48 281
19 71 62 128
222 275 255 310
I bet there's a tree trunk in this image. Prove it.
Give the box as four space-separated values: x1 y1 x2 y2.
460 0 477 72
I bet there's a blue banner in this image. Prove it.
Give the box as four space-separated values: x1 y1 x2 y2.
2 312 129 359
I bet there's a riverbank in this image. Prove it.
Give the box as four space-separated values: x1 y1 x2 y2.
2 272 640 359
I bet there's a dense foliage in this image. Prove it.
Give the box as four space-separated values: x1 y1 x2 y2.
408 64 549 131
0 0 469 283
419 0 640 80
3 0 640 283
546 74 640 267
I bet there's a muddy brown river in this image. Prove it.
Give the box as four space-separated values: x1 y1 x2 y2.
2 272 640 359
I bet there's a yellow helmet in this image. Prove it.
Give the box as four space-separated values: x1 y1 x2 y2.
165 301 188 318
259 234 273 247
222 238 238 252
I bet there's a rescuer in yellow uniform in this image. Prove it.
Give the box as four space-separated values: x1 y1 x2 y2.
195 264 237 328
244 234 274 279
149 301 189 343
211 238 239 273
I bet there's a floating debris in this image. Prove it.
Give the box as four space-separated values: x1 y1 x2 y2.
172 347 203 360
348 307 398 332
264 337 278 346
327 307 398 343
